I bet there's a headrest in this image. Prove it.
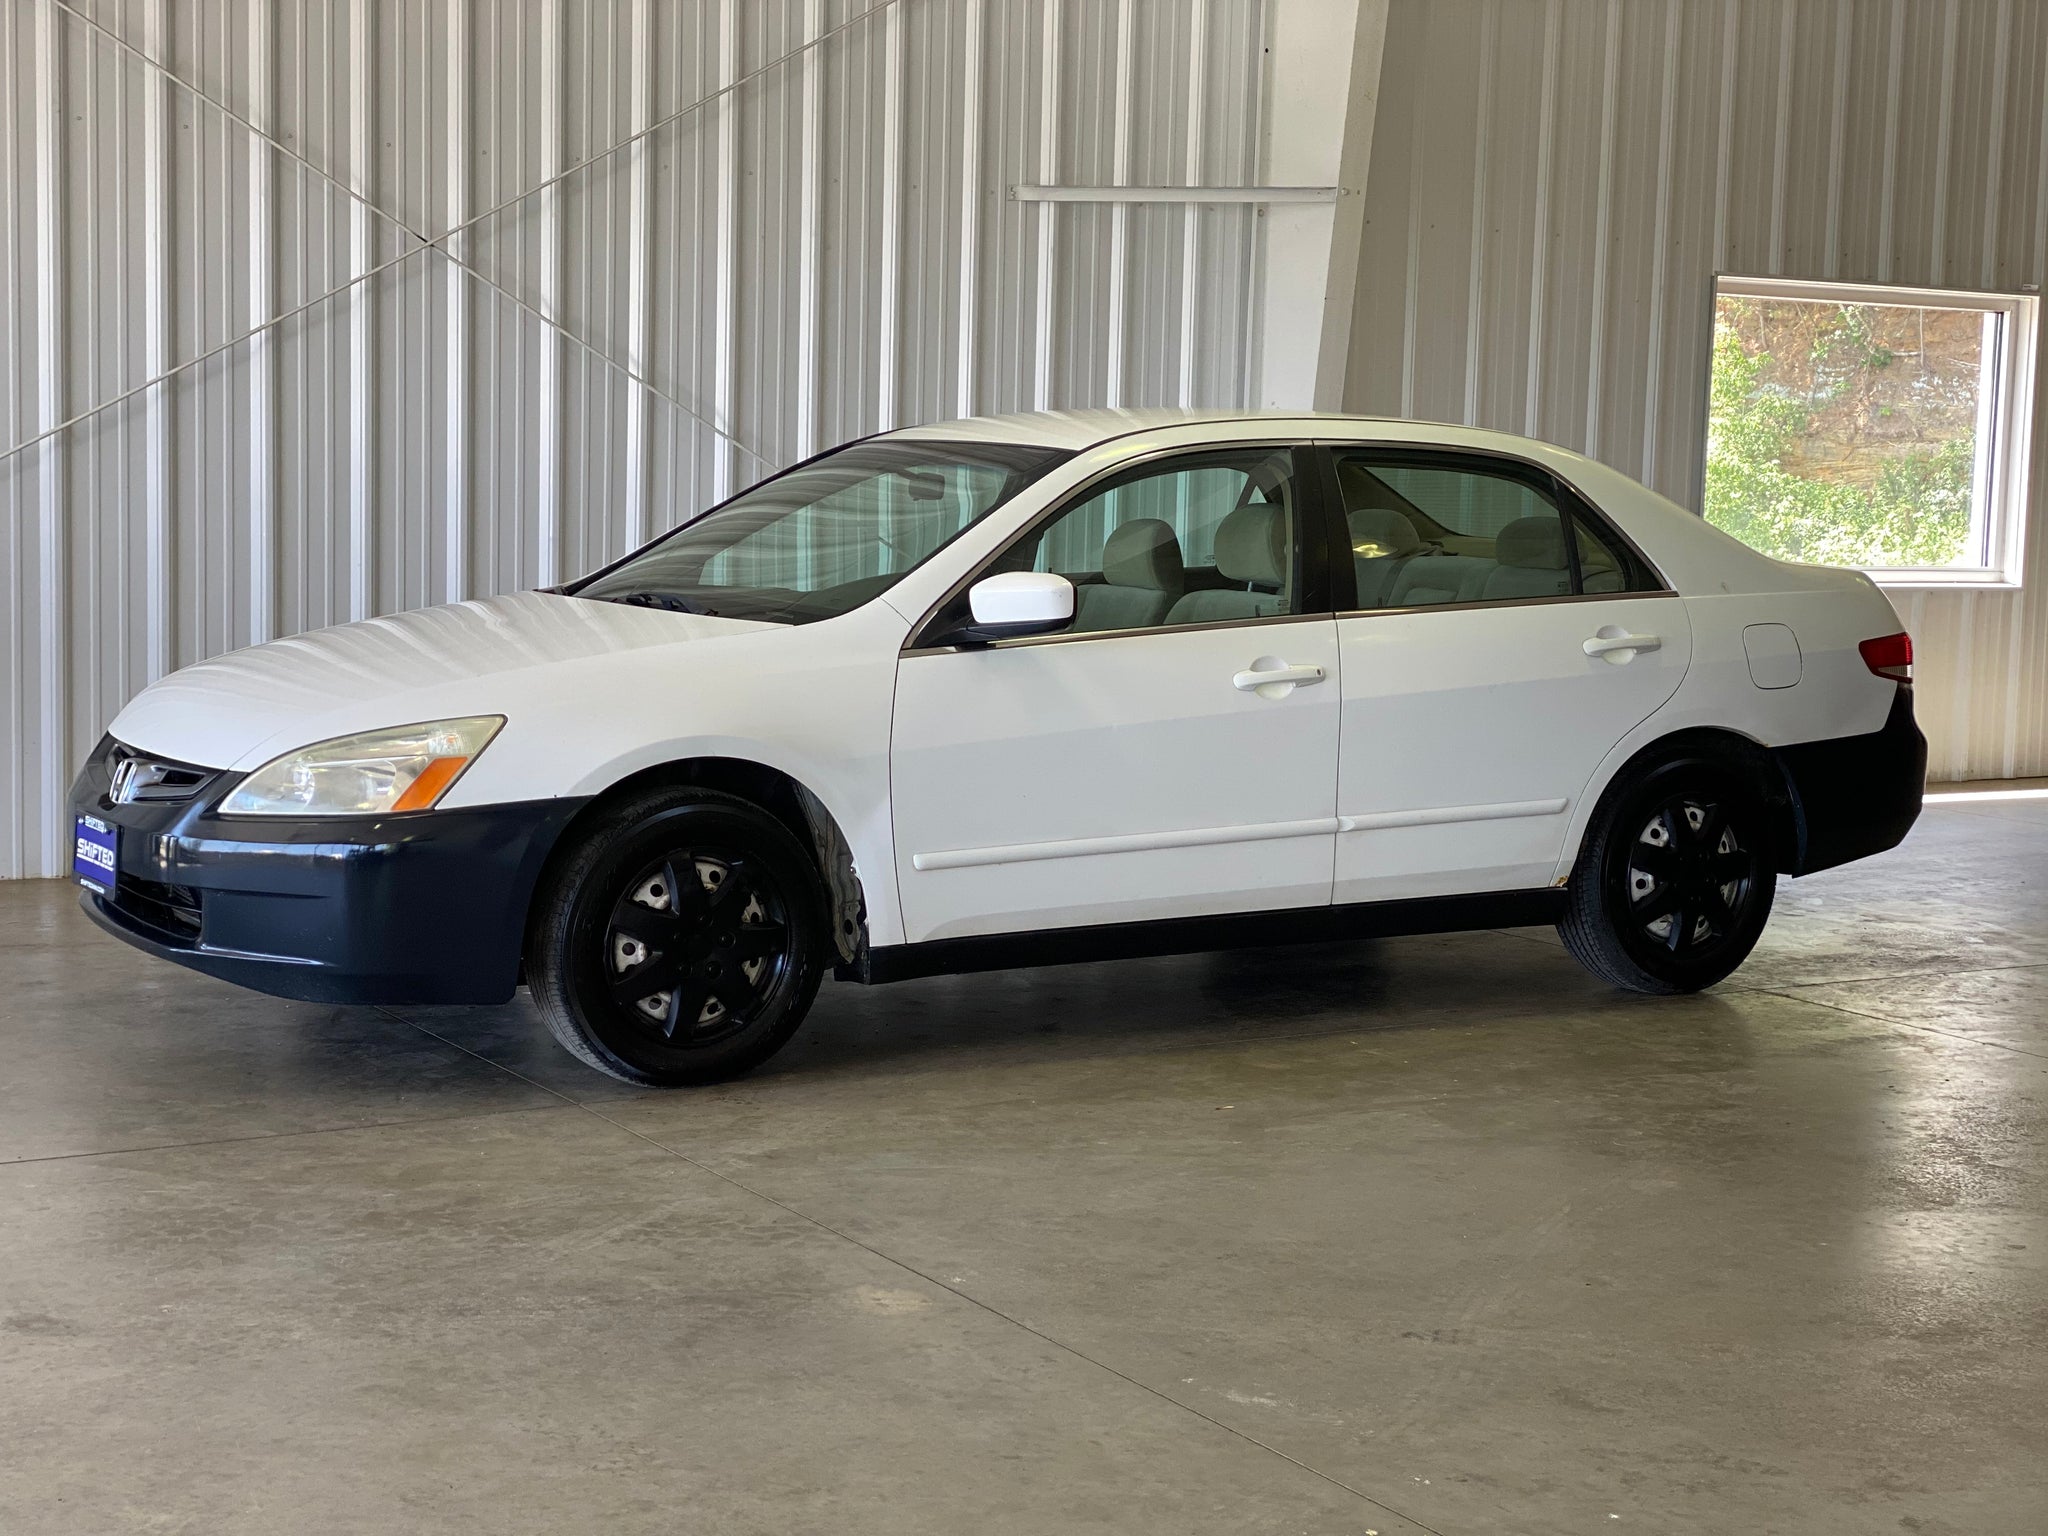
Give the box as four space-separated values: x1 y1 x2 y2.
1213 503 1288 587
1100 518 1184 592
1349 506 1422 559
1494 515 1567 570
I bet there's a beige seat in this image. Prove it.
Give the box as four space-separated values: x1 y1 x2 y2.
1163 503 1290 624
1072 518 1185 632
1349 505 1424 608
1478 515 1572 601
1390 552 1492 606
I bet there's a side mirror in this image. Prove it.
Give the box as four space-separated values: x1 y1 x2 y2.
938 571 1075 646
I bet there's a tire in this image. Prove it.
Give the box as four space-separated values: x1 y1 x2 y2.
527 787 827 1086
1557 754 1777 994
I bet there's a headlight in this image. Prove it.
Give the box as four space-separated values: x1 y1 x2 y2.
220 716 505 816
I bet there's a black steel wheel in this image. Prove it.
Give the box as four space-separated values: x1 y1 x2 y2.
528 787 826 1086
601 848 793 1044
1558 757 1777 994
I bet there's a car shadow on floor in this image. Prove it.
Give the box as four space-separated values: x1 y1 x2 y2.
401 925 1768 1094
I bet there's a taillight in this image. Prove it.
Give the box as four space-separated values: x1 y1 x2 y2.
1859 631 1913 682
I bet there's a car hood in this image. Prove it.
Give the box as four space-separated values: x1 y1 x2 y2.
109 591 780 771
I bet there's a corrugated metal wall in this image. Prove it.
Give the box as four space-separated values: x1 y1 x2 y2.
1346 0 2048 783
0 0 1269 878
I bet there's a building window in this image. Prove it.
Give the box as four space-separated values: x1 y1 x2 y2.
1704 276 2038 586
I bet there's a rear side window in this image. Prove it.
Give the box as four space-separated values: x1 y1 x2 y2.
1332 451 1660 608
1567 504 1663 594
1336 453 1569 608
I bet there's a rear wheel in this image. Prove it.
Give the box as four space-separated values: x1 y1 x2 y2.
1558 758 1776 994
527 788 826 1086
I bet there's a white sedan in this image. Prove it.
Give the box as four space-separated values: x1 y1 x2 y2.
72 410 1925 1085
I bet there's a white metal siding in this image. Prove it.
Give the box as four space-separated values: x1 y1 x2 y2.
0 0 1268 878
1348 0 2048 783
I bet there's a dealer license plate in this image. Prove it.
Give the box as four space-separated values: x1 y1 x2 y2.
73 814 117 890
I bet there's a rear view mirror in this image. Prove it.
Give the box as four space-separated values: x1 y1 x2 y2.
938 572 1075 647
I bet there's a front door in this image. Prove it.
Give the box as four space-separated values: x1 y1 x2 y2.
889 445 1342 944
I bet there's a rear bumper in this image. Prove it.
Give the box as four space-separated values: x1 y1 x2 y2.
1773 685 1926 876
70 736 586 1005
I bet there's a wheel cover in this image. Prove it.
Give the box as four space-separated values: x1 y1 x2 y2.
1620 795 1759 959
600 848 791 1048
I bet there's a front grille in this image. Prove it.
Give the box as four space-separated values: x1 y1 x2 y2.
107 742 218 806
114 874 204 939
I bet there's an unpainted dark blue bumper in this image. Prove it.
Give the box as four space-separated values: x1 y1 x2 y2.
70 737 587 1005
1773 685 1927 876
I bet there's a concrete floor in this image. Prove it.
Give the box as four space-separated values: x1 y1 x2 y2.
2 799 2043 1536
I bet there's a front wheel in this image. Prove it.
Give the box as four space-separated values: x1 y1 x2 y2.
1557 758 1777 994
527 788 827 1086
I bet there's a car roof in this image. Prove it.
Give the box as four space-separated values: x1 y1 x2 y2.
883 408 1568 459
882 408 1333 451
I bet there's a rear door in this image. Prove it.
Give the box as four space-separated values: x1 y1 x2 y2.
1324 446 1692 904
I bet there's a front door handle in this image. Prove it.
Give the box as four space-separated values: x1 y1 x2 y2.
1233 659 1327 700
1583 629 1662 663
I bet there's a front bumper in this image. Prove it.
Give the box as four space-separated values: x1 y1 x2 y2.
70 736 587 1005
1773 685 1927 876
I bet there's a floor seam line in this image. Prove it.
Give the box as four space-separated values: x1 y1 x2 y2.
1493 930 2048 1000
375 1007 601 1108
1753 988 2048 1059
1715 957 2048 995
0 1101 575 1169
573 1100 1450 1536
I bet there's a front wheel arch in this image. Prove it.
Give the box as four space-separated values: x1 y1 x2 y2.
523 756 868 972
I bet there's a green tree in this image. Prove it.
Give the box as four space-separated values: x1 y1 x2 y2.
1703 298 1976 568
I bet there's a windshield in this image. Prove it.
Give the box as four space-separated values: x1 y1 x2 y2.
570 439 1072 624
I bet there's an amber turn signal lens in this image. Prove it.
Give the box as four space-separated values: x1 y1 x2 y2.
391 755 472 812
1858 631 1913 682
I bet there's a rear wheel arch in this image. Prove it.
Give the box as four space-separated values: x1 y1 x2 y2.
1574 727 1798 876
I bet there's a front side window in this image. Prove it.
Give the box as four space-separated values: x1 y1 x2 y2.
1705 275 2037 585
573 439 1071 624
994 447 1307 634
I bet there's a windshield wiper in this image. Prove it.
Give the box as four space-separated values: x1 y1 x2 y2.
604 591 719 616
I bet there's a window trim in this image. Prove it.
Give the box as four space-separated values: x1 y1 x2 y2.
1708 273 2039 590
902 440 1337 655
1316 443 1675 619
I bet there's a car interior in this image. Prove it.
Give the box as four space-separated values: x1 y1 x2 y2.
906 447 1660 647
1335 459 1632 609
1047 455 1300 633
1046 452 1643 635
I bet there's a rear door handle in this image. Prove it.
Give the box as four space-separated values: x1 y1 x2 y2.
1233 661 1327 699
1582 631 1662 661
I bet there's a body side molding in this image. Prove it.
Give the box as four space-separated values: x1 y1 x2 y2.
1335 797 1566 833
913 798 1572 873
910 816 1340 872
